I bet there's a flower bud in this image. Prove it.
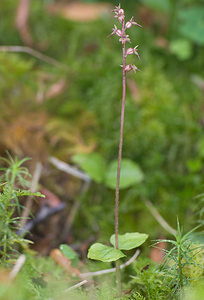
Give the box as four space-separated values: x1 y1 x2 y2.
115 30 122 37
129 17 142 28
118 9 124 15
119 34 130 44
132 65 140 73
133 46 140 58
118 15 125 23
124 64 132 72
126 48 134 55
125 22 132 29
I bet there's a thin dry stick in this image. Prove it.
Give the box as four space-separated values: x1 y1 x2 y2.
144 199 177 235
49 156 90 182
49 280 88 300
63 280 88 293
20 162 42 228
49 156 91 242
9 254 26 279
59 180 91 242
0 46 68 70
81 249 140 278
50 251 140 299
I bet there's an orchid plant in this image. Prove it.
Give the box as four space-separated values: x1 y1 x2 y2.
88 4 148 295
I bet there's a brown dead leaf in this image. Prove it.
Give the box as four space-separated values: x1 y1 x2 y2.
45 80 67 100
150 239 166 263
47 2 112 22
0 270 11 283
155 37 169 49
127 78 141 105
50 249 81 277
40 188 62 207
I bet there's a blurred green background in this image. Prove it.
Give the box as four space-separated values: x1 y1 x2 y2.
0 0 204 245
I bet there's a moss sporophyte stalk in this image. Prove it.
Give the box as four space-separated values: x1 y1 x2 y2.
87 4 148 296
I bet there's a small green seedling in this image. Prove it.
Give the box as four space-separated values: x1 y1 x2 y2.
88 232 148 263
60 244 79 267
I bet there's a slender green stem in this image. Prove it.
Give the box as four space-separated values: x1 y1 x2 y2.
115 260 121 295
178 243 183 288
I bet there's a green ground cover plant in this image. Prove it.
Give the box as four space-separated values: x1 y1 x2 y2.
0 154 44 263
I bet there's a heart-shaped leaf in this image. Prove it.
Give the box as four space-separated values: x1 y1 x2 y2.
72 153 106 183
169 39 192 60
110 232 148 250
88 243 125 262
105 159 144 189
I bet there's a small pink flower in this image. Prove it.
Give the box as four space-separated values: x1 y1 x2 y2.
113 5 125 23
118 8 124 15
122 64 141 73
126 48 134 55
124 64 132 72
125 22 132 29
131 65 140 73
129 17 142 28
133 46 140 58
119 34 130 44
126 46 140 58
109 25 119 37
112 4 121 13
115 29 123 37
118 15 125 23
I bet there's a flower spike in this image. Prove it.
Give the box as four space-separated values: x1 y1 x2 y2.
110 5 141 70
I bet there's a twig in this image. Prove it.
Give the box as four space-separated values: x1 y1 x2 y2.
20 162 42 228
9 254 26 279
80 249 140 278
66 180 90 231
0 46 68 70
18 202 66 236
49 156 91 243
63 280 88 293
48 280 88 300
144 199 177 235
49 156 91 182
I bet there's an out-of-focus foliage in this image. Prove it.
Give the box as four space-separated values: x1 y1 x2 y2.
0 155 44 262
178 6 204 45
0 1 204 298
129 258 172 299
141 0 171 12
73 153 144 189
0 0 203 243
